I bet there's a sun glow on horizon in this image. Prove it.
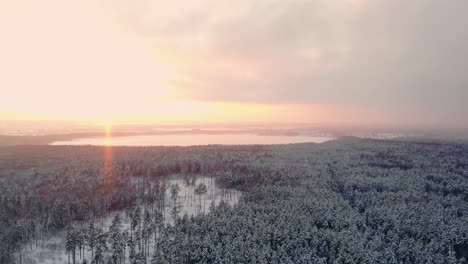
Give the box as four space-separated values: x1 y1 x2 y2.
104 122 112 145
0 99 392 128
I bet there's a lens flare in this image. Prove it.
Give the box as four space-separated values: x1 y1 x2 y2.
103 123 113 185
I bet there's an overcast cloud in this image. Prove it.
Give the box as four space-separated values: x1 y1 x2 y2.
108 0 468 129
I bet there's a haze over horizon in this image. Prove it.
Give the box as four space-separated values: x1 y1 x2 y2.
1 0 468 132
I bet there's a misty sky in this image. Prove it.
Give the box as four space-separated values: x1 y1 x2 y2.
1 0 467 130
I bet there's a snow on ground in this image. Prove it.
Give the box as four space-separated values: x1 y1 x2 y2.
17 175 241 264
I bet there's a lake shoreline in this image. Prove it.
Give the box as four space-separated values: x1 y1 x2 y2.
50 133 334 146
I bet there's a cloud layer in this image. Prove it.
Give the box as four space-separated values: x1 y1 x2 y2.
109 0 468 129
1 0 467 130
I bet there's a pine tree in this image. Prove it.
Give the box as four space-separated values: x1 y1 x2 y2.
122 230 129 263
170 184 180 205
128 237 137 264
142 211 152 259
77 228 87 261
109 214 124 264
87 223 97 260
194 183 208 213
131 207 141 242
151 250 168 264
133 252 146 264
66 225 78 264
92 228 108 264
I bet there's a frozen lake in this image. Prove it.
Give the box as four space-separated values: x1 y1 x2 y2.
50 134 333 146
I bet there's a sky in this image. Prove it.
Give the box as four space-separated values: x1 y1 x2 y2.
1 0 467 131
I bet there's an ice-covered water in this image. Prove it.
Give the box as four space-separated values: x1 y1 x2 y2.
50 134 333 146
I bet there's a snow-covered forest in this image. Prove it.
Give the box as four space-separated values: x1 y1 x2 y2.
1 138 467 263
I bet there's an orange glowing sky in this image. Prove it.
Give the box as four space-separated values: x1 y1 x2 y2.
1 0 467 130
